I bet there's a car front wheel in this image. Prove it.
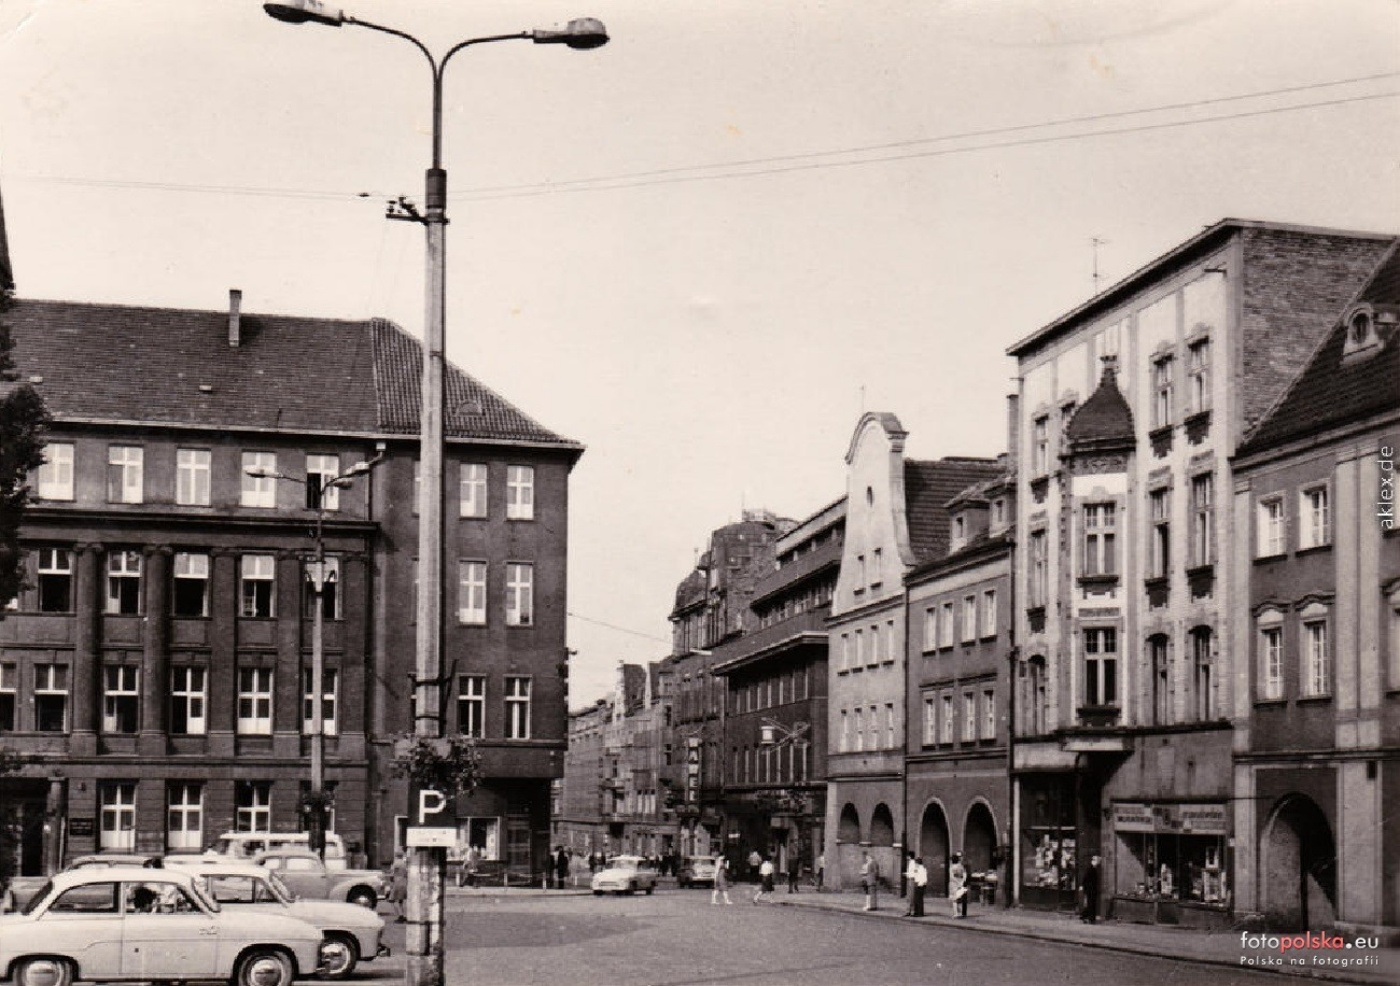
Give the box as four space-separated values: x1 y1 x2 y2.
347 887 378 910
13 957 75 986
233 947 295 986
320 933 360 980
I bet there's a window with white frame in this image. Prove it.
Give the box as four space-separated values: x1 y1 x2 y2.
923 694 936 745
458 674 485 738
981 688 996 740
457 560 487 625
1083 627 1118 708
923 608 937 652
105 551 142 615
1187 338 1212 414
1149 635 1171 726
38 547 72 613
1082 503 1117 577
237 667 274 735
34 663 68 732
1191 627 1215 721
980 589 997 638
102 665 139 733
939 601 955 648
459 463 488 518
1191 474 1215 567
991 498 1006 528
1032 417 1049 475
1299 486 1330 550
504 676 531 739
0 663 14 732
940 692 954 744
1152 356 1175 428
1257 613 1284 700
107 446 144 504
302 668 338 736
853 707 864 752
240 554 276 618
1029 530 1048 608
1257 497 1285 557
962 692 977 742
952 515 966 550
241 452 277 508
176 448 211 506
37 442 74 500
167 782 203 851
505 563 533 626
100 782 137 849
962 596 977 643
1302 610 1330 698
170 666 206 735
1150 490 1171 578
172 552 210 618
235 781 272 832
302 555 341 620
306 454 340 511
885 702 895 748
505 465 535 520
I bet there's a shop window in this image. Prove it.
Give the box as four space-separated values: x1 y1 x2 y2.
1112 803 1228 906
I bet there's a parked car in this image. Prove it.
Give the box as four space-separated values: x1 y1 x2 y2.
166 857 387 979
676 855 719 888
0 865 324 986
66 852 164 870
590 855 658 896
211 831 348 870
252 848 386 910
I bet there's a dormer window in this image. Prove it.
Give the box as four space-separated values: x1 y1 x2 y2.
1341 303 1387 361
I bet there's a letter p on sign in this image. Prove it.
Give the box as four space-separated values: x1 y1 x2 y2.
418 787 448 823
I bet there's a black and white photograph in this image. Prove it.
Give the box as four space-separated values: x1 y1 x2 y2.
0 2 1397 984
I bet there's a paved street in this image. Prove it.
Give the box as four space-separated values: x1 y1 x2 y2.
350 888 1291 986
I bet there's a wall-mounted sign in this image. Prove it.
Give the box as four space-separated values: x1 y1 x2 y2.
67 817 95 838
1112 802 1227 836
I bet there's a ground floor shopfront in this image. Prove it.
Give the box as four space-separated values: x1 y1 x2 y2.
906 757 1008 903
720 787 825 882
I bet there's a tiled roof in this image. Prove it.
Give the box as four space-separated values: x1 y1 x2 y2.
904 456 1002 563
1066 358 1135 450
1238 244 1400 456
4 298 578 448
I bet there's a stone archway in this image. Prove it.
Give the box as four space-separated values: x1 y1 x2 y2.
1261 795 1336 930
963 801 998 875
836 803 862 890
919 801 950 896
869 804 895 847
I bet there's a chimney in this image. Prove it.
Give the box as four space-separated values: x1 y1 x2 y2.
228 289 243 348
1005 391 1020 472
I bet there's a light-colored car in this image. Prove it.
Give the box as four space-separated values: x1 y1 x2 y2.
253 848 386 910
590 855 658 896
211 831 348 870
676 855 719 888
0 865 324 986
166 857 387 979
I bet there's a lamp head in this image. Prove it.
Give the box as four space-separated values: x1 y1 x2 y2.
759 723 778 746
264 1 345 26
532 17 608 49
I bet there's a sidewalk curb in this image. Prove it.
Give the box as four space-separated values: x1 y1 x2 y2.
770 896 1392 986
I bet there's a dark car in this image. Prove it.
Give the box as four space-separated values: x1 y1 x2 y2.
676 855 719 888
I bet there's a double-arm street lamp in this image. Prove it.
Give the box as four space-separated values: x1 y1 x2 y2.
262 5 607 983
245 452 384 859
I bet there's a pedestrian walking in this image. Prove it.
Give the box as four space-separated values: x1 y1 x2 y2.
902 852 918 915
949 852 968 918
753 856 775 904
1079 853 1102 924
554 846 570 889
815 852 825 891
711 855 733 905
911 857 928 917
786 856 800 893
860 850 880 911
389 850 408 923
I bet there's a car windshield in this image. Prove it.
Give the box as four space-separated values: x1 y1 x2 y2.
19 881 52 916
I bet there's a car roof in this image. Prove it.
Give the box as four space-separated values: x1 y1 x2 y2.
252 847 320 860
50 865 199 887
165 858 268 876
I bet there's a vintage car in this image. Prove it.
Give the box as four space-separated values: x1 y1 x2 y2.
0 865 324 986
676 855 720 889
590 855 658 896
211 831 348 870
166 857 387 979
252 848 386 910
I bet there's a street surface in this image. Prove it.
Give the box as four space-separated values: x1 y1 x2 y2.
344 887 1290 986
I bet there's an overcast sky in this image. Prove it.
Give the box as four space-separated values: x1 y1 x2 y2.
2 0 1398 708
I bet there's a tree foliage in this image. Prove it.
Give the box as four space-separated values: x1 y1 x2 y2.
0 289 48 612
390 734 483 799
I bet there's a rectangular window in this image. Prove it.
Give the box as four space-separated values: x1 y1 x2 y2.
960 692 976 742
458 674 485 738
459 463 488 518
1152 357 1174 428
235 781 272 832
38 547 73 613
241 452 277 508
504 676 531 739
102 665 140 734
100 782 137 850
1257 498 1285 557
1191 475 1214 567
1299 487 1330 550
868 624 881 666
961 596 977 643
981 688 996 740
306 454 340 511
839 710 849 753
302 556 341 620
980 589 997 638
1192 630 1215 721
1150 490 1171 578
170 666 207 736
853 707 864 752
506 465 535 520
1082 504 1117 576
37 442 74 500
172 552 210 618
105 550 142 615
1260 626 1284 700
922 608 937 652
1083 627 1119 707
1032 417 1049 475
1304 622 1329 697
176 448 212 506
107 446 144 503
0 663 16 732
1150 637 1171 725
240 554 276 618
301 668 339 737
167 782 204 851
505 563 533 626
939 602 955 648
457 560 487 625
34 663 68 732
1188 338 1212 414
237 667 273 735
940 693 954 744
1029 530 1048 608
922 695 936 746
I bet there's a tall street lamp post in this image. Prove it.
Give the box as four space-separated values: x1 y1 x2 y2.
262 4 607 983
245 452 384 859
